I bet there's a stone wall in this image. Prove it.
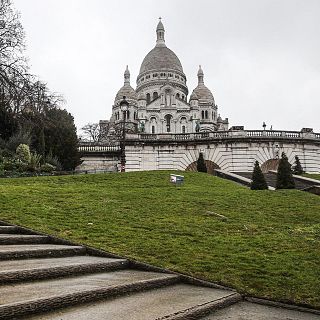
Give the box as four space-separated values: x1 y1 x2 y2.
124 140 320 173
78 131 320 173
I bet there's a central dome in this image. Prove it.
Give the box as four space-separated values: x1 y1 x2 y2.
139 46 183 74
138 19 184 76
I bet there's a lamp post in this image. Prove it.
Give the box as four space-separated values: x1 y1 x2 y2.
119 96 129 172
262 122 266 131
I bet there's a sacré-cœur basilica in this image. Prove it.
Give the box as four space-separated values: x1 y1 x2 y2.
78 19 320 174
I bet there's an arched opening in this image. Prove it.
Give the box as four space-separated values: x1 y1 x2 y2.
201 110 205 119
150 117 157 134
185 160 220 175
153 92 158 100
180 117 187 133
146 93 151 104
261 159 280 173
176 93 180 99
164 114 172 132
205 110 208 119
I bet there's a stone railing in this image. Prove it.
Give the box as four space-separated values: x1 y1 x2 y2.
78 145 120 152
78 130 320 152
125 130 320 142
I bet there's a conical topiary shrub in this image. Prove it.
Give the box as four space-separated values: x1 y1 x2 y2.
197 152 207 173
276 152 295 189
293 155 304 175
251 161 268 190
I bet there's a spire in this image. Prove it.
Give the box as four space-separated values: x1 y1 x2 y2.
197 65 204 84
156 17 165 46
124 65 130 84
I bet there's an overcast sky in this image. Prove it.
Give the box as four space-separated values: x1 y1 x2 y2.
14 0 320 132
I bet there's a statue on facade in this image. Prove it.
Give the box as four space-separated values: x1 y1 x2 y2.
195 120 200 133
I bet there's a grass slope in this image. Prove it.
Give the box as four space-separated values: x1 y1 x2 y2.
0 171 320 308
304 173 320 181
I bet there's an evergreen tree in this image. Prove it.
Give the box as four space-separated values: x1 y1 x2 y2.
251 161 268 190
276 152 295 189
197 152 207 173
293 155 304 175
44 108 81 170
0 104 18 140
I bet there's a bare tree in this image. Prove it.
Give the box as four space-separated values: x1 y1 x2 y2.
0 0 27 89
81 123 101 142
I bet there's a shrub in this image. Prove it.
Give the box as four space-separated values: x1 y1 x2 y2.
276 152 295 189
16 144 31 163
27 153 42 172
251 161 268 190
197 152 207 173
293 155 304 175
3 159 18 171
5 130 32 152
45 152 62 171
40 163 55 173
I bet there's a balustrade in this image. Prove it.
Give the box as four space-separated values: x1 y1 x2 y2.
79 130 319 152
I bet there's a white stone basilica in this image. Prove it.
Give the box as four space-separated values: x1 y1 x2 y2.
103 19 229 137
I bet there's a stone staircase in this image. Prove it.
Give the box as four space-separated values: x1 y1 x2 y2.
0 222 319 319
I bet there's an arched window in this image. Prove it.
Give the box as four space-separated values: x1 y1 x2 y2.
205 110 208 119
152 125 155 134
201 110 205 119
181 95 184 101
146 93 151 104
182 125 186 133
176 93 180 99
165 114 172 132
153 92 158 100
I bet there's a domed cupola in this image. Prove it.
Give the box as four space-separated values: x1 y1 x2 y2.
136 19 188 96
115 66 137 103
189 90 199 101
192 66 215 105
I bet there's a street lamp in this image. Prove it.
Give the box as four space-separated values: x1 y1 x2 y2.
262 122 266 131
119 96 129 172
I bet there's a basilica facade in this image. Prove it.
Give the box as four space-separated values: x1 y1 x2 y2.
103 19 229 137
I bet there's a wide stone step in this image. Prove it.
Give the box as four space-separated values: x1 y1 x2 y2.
24 284 240 320
0 234 49 245
0 270 179 319
201 301 320 320
0 255 128 283
0 244 86 260
0 226 19 234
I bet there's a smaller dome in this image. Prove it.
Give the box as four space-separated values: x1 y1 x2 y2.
193 84 214 103
192 66 215 104
138 91 146 100
189 90 199 101
115 84 137 102
115 66 138 102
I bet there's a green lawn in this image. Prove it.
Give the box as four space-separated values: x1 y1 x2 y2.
0 171 319 308
304 173 320 181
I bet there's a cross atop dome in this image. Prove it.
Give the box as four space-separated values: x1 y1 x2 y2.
124 65 130 84
156 17 165 46
198 65 204 84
